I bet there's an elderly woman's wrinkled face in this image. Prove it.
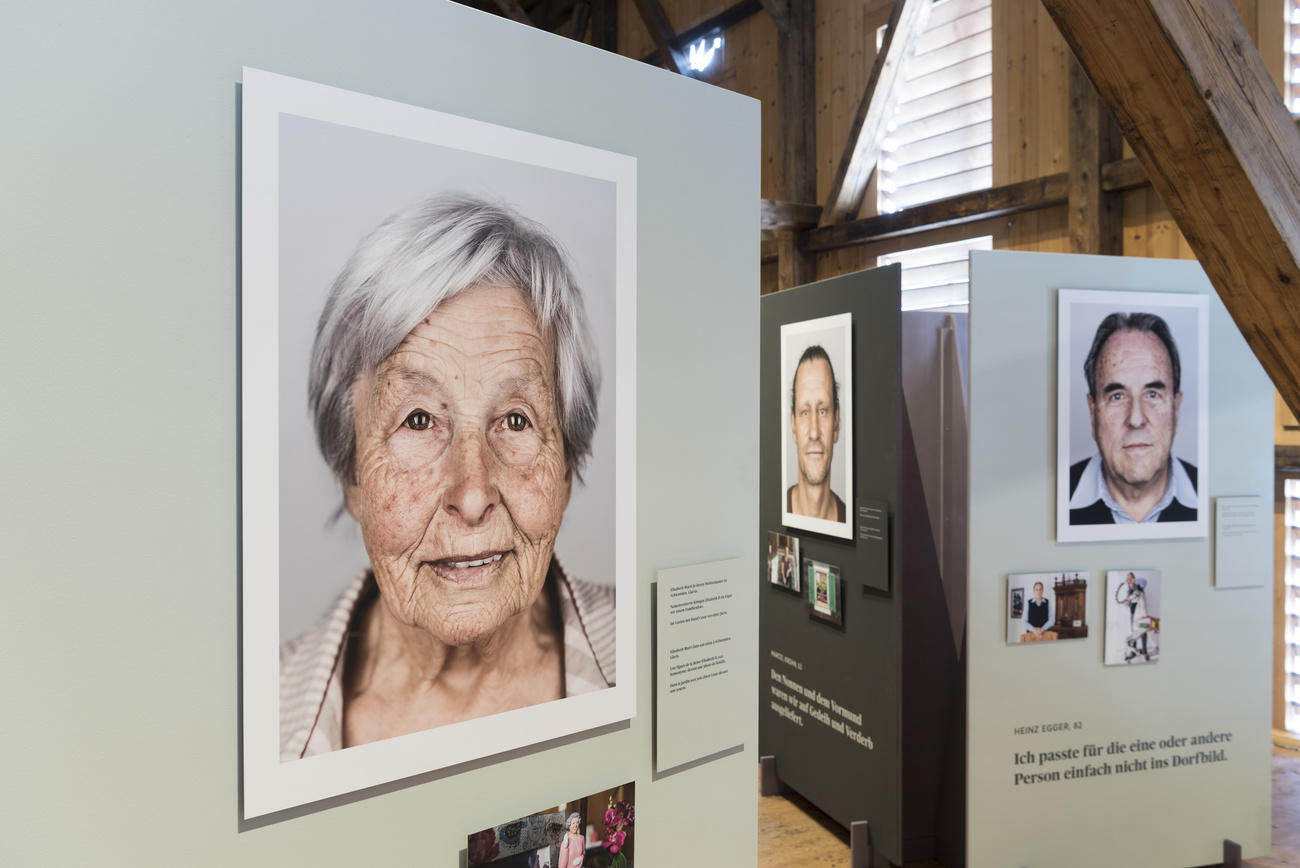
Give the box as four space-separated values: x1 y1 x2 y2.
345 282 571 647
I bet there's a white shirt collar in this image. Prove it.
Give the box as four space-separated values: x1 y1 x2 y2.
1068 453 1196 522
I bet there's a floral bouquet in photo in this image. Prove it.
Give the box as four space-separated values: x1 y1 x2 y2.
602 796 635 868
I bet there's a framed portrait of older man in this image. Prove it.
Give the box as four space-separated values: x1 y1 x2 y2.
1056 289 1209 542
239 69 636 817
780 313 855 540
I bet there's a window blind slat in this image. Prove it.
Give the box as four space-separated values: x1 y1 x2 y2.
894 75 991 124
900 285 971 312
914 7 993 56
885 143 992 189
889 166 992 210
897 260 973 290
901 53 992 102
889 98 992 147
886 121 992 167
926 0 988 28
879 243 976 269
904 29 992 80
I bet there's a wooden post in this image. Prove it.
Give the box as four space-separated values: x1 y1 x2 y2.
1041 0 1300 417
774 0 816 289
590 0 617 52
1067 52 1123 254
568 0 591 41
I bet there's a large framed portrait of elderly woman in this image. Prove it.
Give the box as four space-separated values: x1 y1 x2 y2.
239 69 636 817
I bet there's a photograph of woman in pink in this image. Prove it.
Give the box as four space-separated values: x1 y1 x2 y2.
557 812 585 868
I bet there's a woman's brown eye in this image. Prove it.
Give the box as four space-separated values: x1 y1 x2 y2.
405 410 432 431
504 412 529 432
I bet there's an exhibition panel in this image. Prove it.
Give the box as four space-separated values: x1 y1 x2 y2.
2 1 758 864
966 250 1273 867
759 270 969 865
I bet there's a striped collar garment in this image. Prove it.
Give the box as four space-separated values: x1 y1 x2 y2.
279 561 616 761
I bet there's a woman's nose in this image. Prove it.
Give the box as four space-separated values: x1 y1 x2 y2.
440 431 499 525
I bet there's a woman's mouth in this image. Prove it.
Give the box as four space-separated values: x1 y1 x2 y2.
427 551 509 584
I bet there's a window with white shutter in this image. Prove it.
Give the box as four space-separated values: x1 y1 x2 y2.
878 0 992 215
1289 4 1300 113
875 0 992 311
1285 477 1300 734
878 235 990 311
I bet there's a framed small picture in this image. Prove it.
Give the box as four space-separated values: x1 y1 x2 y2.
766 530 802 592
1105 570 1161 665
1006 571 1089 644
781 313 854 539
806 559 843 625
468 781 635 867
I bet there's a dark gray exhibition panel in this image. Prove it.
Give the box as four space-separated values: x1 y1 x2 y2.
759 269 968 866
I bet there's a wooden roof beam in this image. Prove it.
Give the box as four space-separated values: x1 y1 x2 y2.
1041 0 1300 416
761 199 822 231
630 0 683 73
758 0 789 34
568 0 590 40
637 1 763 64
774 0 816 288
820 0 932 226
492 0 534 26
591 0 617 51
804 174 1070 252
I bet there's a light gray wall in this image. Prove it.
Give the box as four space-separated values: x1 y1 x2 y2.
966 251 1273 867
1 2 758 865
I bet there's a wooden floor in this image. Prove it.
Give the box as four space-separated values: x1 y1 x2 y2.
758 745 1300 867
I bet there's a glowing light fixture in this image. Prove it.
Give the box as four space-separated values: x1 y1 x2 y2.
687 36 722 73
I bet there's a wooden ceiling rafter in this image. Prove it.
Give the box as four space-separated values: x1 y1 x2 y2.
1041 0 1300 416
491 0 535 26
637 0 764 64
630 0 684 73
590 0 617 50
568 0 591 40
757 0 789 34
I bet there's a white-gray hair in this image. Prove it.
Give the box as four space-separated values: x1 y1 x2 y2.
308 192 601 486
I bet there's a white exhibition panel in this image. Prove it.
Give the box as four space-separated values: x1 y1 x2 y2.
966 251 1273 867
1 2 758 865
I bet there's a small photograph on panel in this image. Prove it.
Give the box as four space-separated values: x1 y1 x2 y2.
1006 571 1089 644
765 530 801 592
1105 570 1161 665
468 782 635 868
806 559 843 626
781 313 854 540
1056 289 1209 542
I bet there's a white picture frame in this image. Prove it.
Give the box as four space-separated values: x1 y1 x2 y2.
240 68 636 818
780 312 854 539
1056 289 1209 542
